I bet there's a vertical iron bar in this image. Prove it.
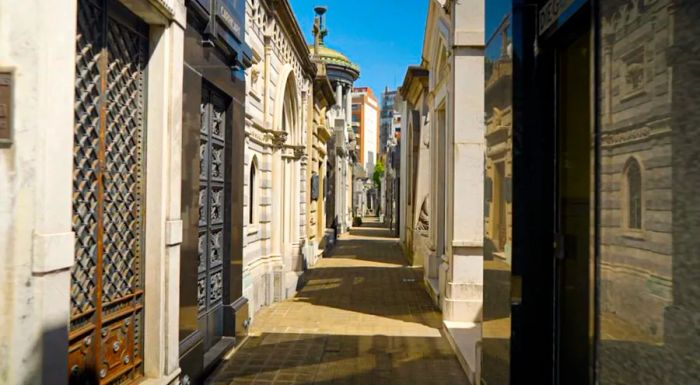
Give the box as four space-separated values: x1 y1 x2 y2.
93 0 108 378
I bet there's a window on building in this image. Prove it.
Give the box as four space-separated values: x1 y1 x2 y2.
249 161 257 225
625 158 642 229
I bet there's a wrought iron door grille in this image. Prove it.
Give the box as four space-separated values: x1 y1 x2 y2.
70 1 147 383
197 86 228 349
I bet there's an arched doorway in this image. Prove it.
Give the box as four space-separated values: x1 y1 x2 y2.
272 68 302 278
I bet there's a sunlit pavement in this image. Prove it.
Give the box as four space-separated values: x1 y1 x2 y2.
208 217 469 385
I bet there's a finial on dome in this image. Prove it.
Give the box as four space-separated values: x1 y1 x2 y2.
313 5 328 53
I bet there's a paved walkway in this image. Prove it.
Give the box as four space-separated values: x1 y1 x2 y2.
208 218 469 385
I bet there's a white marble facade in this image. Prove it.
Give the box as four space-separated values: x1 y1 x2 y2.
243 0 316 317
0 1 186 384
405 0 485 380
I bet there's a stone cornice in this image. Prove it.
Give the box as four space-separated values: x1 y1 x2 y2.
399 66 429 104
120 0 182 26
263 0 317 77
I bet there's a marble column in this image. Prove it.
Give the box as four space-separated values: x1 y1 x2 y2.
345 84 352 124
336 82 343 109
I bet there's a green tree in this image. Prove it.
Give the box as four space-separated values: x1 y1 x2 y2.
372 158 384 189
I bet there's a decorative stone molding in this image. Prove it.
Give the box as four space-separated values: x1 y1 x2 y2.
292 145 306 160
251 66 260 84
249 62 263 97
246 128 268 144
602 126 651 146
268 130 288 149
336 146 347 157
620 46 645 99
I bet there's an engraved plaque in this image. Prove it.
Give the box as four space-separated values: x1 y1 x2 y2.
0 71 12 145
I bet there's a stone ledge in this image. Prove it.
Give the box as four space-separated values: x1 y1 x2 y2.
32 231 74 274
446 281 483 299
165 219 183 246
454 30 485 48
444 320 482 385
118 0 177 26
138 367 181 385
425 277 441 307
443 296 482 323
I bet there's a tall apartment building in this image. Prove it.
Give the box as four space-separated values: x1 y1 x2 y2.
351 87 380 177
380 88 401 155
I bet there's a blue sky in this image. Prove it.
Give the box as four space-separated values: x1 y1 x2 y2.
289 0 428 101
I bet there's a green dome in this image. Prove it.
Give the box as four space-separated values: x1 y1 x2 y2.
311 45 360 72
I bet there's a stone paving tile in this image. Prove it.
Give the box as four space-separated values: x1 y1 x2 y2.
208 217 469 385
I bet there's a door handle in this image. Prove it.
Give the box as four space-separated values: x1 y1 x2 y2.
554 232 565 260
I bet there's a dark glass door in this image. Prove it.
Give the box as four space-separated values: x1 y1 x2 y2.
554 26 593 385
198 85 228 352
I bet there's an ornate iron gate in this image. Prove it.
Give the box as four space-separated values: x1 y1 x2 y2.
70 0 147 383
198 86 228 351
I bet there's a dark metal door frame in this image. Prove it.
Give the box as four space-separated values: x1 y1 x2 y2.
510 1 601 383
543 2 598 384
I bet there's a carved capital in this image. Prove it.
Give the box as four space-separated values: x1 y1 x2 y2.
268 130 288 149
336 146 347 157
293 146 306 160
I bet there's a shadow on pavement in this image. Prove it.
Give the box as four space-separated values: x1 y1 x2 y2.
208 332 468 385
206 216 469 385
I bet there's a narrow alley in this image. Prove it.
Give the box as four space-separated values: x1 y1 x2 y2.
208 217 469 385
3 1 700 384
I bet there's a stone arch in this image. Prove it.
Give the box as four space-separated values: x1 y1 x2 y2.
429 19 450 89
271 64 303 268
434 41 449 83
274 65 301 146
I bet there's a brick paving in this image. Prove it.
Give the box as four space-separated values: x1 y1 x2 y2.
208 217 469 385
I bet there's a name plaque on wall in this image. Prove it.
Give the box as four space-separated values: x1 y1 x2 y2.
0 71 12 146
192 0 245 53
217 0 242 37
538 0 583 35
216 0 244 45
